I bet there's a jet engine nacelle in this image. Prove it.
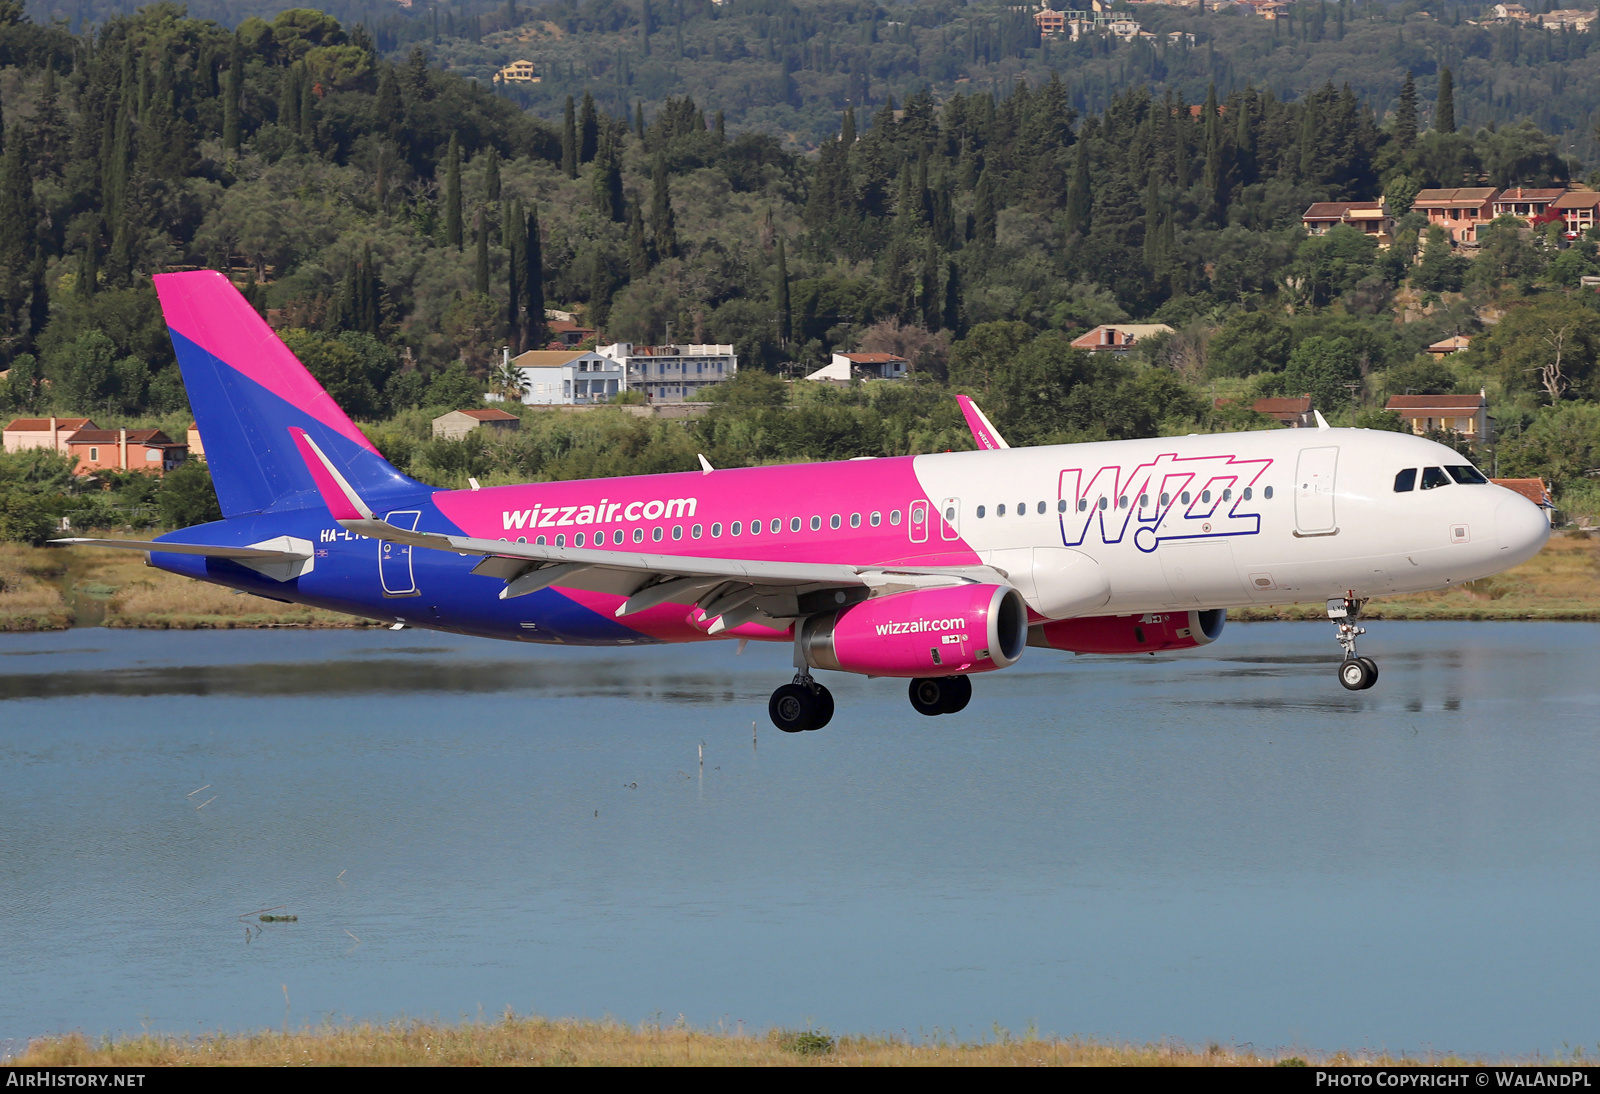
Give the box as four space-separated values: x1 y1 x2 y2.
1028 609 1226 654
801 583 1028 678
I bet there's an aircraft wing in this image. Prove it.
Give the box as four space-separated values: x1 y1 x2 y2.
289 428 1007 631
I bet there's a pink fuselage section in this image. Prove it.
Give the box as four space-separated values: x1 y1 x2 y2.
431 456 976 644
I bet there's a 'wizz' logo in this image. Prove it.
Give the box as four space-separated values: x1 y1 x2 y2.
1059 453 1272 554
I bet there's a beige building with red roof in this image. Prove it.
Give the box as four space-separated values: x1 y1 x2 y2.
1426 334 1473 357
1070 324 1174 353
1384 392 1490 443
1491 187 1565 222
1413 188 1500 245
1553 191 1600 239
1252 395 1316 428
65 428 187 476
3 416 97 455
1301 201 1393 245
431 408 523 441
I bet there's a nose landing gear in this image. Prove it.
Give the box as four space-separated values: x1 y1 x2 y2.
1328 596 1379 691
908 675 972 716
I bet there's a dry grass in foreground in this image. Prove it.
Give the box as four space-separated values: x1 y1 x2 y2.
0 543 70 631
13 1016 1481 1067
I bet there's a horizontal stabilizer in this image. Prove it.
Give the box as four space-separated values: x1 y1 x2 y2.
50 536 315 582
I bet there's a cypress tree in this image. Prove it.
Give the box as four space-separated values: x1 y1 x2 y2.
629 204 651 278
444 134 463 249
635 101 646 140
592 138 624 221
1064 140 1091 237
474 209 490 294
561 96 577 178
280 64 300 133
650 153 678 258
223 33 242 152
920 238 940 331
376 66 401 141
941 259 962 337
524 206 545 348
484 147 501 205
588 255 613 332
973 168 996 243
359 243 380 334
841 107 856 145
1395 72 1418 149
299 63 315 142
507 197 523 350
714 109 726 141
1436 67 1456 134
774 236 791 344
579 91 599 163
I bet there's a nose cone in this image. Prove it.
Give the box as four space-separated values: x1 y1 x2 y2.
1495 491 1550 567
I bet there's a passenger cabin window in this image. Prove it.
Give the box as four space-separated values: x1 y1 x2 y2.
1421 466 1452 490
1447 465 1489 485
1394 469 1417 492
976 505 986 518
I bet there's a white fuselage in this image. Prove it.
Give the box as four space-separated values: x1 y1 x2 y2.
909 427 1550 617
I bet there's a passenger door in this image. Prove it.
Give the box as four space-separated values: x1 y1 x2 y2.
908 501 928 544
380 510 421 597
1294 447 1339 535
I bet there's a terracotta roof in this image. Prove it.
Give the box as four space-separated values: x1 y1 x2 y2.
1253 396 1312 414
548 320 596 333
456 408 521 421
1385 394 1486 411
1554 191 1600 210
4 417 94 432
1495 188 1565 202
840 353 908 363
1491 478 1550 505
1303 202 1359 220
511 349 598 367
67 429 178 445
1413 187 1499 207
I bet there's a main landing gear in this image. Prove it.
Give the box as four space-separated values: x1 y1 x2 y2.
1328 595 1379 691
908 675 972 716
768 674 834 733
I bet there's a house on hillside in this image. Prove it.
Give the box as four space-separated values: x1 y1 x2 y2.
1252 395 1316 428
1413 188 1500 245
503 349 623 405
1553 190 1600 238
494 60 540 83
597 342 737 403
547 319 598 347
1070 324 1174 353
804 352 910 383
1540 8 1596 29
1425 335 1473 357
66 428 187 476
1301 201 1394 245
432 408 523 441
1034 6 1068 35
3 417 97 455
1491 187 1565 223
1384 391 1491 443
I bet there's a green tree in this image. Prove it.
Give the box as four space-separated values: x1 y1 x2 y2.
1207 312 1293 378
1394 72 1418 150
1412 227 1467 293
774 236 791 345
1436 67 1455 135
158 462 223 528
443 134 463 250
1284 335 1362 415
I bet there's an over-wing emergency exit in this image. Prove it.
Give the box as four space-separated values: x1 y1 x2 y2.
56 272 1551 731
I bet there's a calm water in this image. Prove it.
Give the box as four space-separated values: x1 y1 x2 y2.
2 621 1599 1058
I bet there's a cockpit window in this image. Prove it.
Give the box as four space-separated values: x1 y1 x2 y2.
1394 468 1417 493
1446 465 1489 485
1421 466 1452 490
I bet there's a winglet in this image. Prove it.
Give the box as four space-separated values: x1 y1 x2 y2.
955 395 1010 450
288 427 374 521
1314 409 1331 431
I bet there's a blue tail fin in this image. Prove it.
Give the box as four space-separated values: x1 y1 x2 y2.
154 271 424 518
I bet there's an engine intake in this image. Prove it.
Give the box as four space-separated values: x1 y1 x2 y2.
802 583 1027 678
1029 609 1225 654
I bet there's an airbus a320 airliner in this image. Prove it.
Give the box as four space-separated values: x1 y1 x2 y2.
57 272 1551 731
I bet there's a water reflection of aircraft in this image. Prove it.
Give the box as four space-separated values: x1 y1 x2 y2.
56 272 1550 732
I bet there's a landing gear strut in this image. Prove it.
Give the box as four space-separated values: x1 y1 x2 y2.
1328 596 1379 691
908 675 972 716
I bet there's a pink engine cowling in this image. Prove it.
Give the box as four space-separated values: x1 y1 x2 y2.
800 583 1028 678
1028 609 1226 654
